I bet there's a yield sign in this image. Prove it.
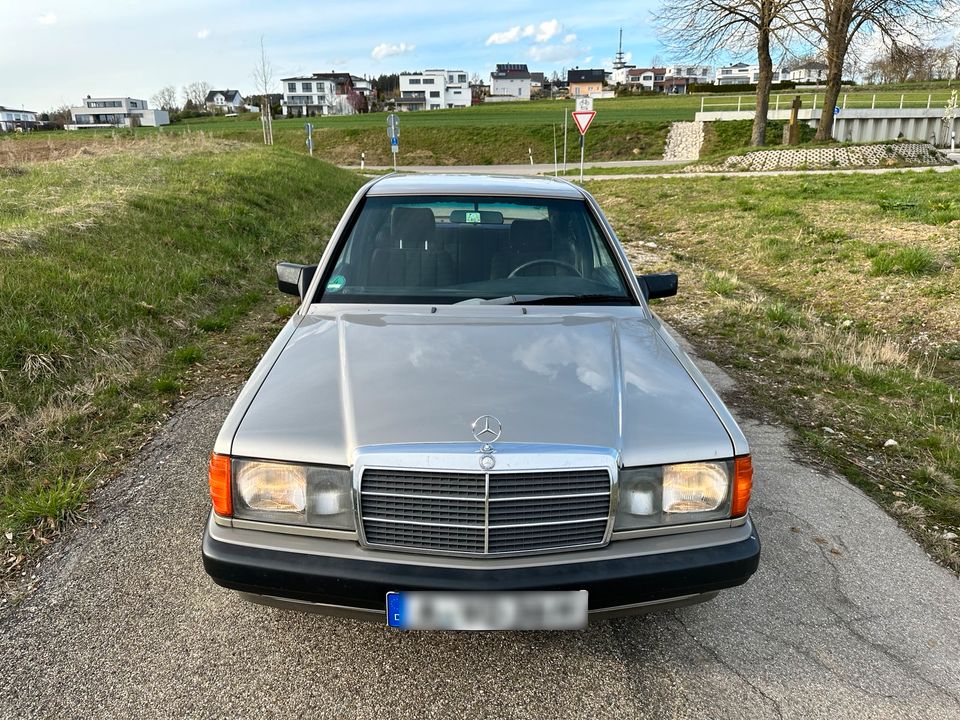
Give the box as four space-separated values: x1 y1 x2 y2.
572 110 596 135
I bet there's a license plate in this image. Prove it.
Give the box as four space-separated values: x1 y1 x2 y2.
386 591 588 630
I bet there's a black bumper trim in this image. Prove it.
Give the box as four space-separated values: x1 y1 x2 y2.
202 519 760 612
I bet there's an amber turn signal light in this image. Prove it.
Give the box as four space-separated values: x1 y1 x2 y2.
731 455 753 517
208 452 232 517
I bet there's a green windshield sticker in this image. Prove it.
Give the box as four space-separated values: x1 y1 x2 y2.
326 275 346 292
465 211 481 224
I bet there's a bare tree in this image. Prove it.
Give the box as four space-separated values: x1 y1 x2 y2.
182 81 212 109
251 36 275 145
657 0 801 146
151 85 178 111
797 0 948 141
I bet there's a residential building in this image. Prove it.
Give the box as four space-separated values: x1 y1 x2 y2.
665 65 711 89
715 63 790 85
530 72 545 97
789 61 828 83
351 76 372 99
66 96 169 128
281 75 337 117
567 68 607 97
625 68 665 92
397 69 470 111
205 89 244 114
0 106 38 132
490 64 533 101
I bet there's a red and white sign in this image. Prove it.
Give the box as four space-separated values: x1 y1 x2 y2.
572 110 596 135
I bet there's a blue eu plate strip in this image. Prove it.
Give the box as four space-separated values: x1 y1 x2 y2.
386 592 405 628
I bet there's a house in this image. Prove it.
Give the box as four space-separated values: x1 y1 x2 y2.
397 69 470 111
281 75 338 117
664 65 712 93
626 68 665 92
789 61 828 83
530 72 545 97
567 68 607 97
205 89 244 114
351 76 372 99
66 96 169 129
715 63 790 85
0 106 38 132
490 64 532 101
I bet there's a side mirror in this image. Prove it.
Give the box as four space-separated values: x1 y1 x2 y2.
636 272 678 301
276 262 317 300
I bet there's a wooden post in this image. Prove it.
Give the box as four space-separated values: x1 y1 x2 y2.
900 94 904 109
927 94 932 109
737 95 742 112
786 95 802 146
872 94 876 109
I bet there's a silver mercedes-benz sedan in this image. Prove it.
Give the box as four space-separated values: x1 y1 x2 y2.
202 173 760 630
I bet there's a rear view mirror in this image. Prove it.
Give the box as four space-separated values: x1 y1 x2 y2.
276 262 317 300
637 272 678 301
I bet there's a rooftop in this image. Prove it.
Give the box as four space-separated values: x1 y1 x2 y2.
366 173 584 200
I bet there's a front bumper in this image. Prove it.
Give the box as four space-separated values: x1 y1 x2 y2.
202 513 760 619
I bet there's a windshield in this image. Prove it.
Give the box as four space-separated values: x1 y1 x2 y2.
314 195 635 305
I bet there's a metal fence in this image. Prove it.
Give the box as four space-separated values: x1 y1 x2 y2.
700 92 956 113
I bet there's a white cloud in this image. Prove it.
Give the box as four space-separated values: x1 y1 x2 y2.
535 19 561 42
371 42 415 60
486 25 529 45
196 28 210 40
563 33 577 44
529 42 583 63
486 19 564 46
37 12 57 25
583 56 593 64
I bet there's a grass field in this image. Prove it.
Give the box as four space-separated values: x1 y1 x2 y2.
595 172 960 570
0 137 362 580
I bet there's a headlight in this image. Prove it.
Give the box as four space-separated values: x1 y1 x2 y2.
233 459 355 531
614 460 733 531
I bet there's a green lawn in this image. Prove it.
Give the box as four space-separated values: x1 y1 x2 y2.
0 137 362 559
595 171 960 570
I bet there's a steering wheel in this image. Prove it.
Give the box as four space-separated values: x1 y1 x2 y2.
507 259 582 278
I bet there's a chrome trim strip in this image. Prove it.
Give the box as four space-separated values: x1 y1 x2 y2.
483 471 490 553
487 491 611 502
363 515 610 530
363 516 486 530
361 491 485 502
230 517 359 540
212 512 232 528
610 515 746 541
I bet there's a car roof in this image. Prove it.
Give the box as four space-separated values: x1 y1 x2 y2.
365 173 587 200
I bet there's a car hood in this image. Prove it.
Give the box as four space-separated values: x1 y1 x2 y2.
230 308 734 467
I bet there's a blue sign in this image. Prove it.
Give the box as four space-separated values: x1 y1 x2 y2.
390 136 398 146
834 106 841 115
386 592 404 627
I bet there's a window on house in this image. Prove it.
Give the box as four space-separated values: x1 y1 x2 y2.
409 78 421 84
430 91 440 98
517 88 522 96
448 75 454 83
423 78 435 84
430 104 440 109
288 83 296 92
302 82 312 92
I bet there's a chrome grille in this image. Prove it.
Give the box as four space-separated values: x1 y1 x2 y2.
360 468 612 555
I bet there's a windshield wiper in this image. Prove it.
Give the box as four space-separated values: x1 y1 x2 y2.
455 294 630 306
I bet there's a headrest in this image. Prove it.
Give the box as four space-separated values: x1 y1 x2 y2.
391 207 435 247
508 219 552 252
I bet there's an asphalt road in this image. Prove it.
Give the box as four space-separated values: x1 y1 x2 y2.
1 338 958 719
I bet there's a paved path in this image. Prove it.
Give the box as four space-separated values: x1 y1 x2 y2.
1 335 958 719
344 161 960 181
340 159 685 176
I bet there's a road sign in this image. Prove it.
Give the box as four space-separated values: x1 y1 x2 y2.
390 136 398 152
305 122 314 156
387 113 399 139
572 110 596 135
834 105 841 116
575 97 594 112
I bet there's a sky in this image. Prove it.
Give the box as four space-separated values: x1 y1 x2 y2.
4 0 670 112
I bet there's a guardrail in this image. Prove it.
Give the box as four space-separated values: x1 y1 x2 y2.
700 92 956 113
